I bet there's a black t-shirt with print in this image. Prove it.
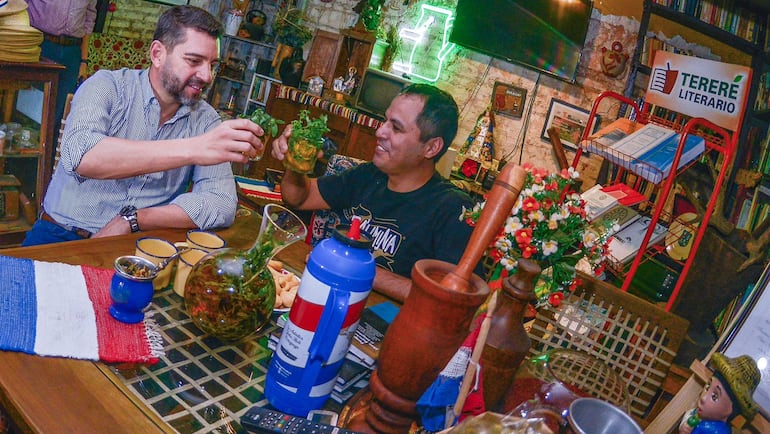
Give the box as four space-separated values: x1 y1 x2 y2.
317 162 478 278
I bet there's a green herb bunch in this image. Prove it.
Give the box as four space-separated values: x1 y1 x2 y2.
291 110 329 145
241 108 284 138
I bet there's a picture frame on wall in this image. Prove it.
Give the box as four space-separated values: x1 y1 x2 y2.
540 98 596 150
491 82 526 118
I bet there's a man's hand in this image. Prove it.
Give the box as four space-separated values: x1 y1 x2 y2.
92 214 132 238
196 118 266 165
270 124 293 162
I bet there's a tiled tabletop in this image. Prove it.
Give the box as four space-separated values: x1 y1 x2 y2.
111 287 282 434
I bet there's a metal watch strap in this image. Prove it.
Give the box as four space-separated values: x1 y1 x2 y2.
120 206 140 233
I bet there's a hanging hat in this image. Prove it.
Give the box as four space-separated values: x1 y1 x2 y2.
710 353 761 420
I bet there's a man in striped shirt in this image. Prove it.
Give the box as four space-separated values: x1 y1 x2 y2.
24 6 265 246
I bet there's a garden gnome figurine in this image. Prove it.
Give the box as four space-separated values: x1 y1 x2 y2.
678 353 761 434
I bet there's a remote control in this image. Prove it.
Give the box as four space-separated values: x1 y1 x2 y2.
240 406 359 434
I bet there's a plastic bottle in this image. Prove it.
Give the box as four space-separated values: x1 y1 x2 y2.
265 217 375 416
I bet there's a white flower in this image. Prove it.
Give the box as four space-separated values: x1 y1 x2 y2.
582 229 600 247
500 257 517 271
504 216 523 234
529 210 545 222
542 240 558 256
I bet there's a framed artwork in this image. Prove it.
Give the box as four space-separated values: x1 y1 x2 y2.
491 82 526 118
540 99 596 150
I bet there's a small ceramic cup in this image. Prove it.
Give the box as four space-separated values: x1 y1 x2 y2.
135 237 178 290
173 248 208 297
186 229 226 252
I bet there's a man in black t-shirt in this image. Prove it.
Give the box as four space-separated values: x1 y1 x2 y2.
271 84 476 302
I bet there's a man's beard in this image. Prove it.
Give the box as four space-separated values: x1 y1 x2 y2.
160 64 207 107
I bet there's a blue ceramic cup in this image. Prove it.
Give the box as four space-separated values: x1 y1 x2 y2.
109 255 156 324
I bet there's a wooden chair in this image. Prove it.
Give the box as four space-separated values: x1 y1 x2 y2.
52 93 74 173
526 272 689 424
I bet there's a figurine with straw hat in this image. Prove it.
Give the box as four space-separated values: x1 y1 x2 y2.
679 353 761 434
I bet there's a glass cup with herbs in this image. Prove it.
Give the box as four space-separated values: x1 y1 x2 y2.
241 108 284 161
283 110 329 174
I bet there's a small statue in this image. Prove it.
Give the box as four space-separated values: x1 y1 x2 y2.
678 353 760 434
342 66 360 95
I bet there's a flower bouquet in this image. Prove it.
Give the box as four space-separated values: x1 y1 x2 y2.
462 164 613 307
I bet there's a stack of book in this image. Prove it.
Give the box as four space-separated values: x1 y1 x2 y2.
583 119 706 184
581 184 619 221
267 301 399 404
607 216 668 265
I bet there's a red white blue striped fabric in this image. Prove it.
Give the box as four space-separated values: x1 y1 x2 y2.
0 255 163 363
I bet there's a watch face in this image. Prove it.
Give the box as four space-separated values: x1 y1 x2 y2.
121 205 137 216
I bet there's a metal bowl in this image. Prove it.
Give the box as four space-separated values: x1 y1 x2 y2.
568 398 642 434
114 255 157 281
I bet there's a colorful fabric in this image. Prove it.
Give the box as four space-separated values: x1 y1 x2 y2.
0 255 163 363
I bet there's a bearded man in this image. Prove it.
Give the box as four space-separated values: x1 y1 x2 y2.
24 5 265 246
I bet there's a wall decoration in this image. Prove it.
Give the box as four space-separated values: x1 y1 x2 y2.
491 82 526 118
600 41 628 78
540 99 595 151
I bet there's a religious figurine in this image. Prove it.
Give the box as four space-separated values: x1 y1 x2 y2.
678 353 760 434
341 66 360 95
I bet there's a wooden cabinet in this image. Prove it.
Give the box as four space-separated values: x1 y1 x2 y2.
208 35 277 116
303 29 376 87
0 59 63 246
243 85 380 178
302 30 343 85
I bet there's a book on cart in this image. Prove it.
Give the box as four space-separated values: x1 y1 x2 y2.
585 118 644 149
581 184 619 221
584 120 706 184
631 133 706 184
600 183 647 207
590 203 641 238
607 215 668 265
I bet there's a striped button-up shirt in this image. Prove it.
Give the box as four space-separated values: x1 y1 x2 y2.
43 68 237 234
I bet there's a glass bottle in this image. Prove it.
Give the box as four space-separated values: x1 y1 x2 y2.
184 204 307 341
480 258 540 411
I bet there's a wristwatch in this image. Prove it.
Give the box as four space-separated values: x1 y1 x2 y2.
120 205 140 233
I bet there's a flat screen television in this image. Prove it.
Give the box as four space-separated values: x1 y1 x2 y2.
449 0 593 83
354 68 412 119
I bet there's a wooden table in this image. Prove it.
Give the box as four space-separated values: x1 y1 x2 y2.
0 208 312 432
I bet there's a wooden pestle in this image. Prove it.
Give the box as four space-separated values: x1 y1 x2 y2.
440 163 527 293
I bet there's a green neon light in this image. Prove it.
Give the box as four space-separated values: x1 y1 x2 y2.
394 4 455 83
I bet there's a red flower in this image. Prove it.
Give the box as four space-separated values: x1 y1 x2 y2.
521 196 540 212
521 244 538 258
515 228 533 246
548 292 565 307
108 2 116 12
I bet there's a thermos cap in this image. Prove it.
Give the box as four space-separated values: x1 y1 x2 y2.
333 224 372 249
